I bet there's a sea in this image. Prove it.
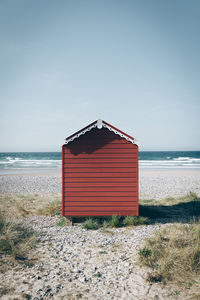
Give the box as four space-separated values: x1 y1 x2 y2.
0 151 200 174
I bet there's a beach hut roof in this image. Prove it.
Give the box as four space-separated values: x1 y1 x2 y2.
65 119 136 145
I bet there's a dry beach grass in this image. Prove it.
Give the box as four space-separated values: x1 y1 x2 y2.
0 171 200 299
139 222 200 298
0 212 37 261
0 193 62 219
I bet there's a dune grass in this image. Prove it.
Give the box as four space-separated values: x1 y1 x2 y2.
0 212 37 261
38 198 62 216
139 221 200 298
0 193 62 218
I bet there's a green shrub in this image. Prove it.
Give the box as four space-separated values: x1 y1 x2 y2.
123 216 149 226
56 216 67 227
99 250 107 254
139 247 152 258
82 215 149 229
94 272 102 278
102 220 110 228
109 215 120 227
83 218 100 230
0 213 4 232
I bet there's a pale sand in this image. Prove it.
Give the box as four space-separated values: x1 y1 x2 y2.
139 168 200 199
140 168 200 176
1 168 199 177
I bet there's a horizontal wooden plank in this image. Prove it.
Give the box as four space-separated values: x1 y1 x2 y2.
64 206 137 212
63 196 137 201
64 148 136 154
64 177 137 183
64 172 137 178
64 201 138 207
64 211 138 216
63 167 137 173
64 191 137 196
64 158 137 163
63 181 137 187
64 153 137 159
64 163 137 168
64 186 137 191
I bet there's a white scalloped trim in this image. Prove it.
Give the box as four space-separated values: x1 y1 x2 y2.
102 124 135 143
65 124 97 144
65 121 136 144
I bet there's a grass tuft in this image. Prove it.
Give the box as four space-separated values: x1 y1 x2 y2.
147 271 163 283
0 193 62 219
56 216 67 227
83 218 100 230
0 285 14 297
123 216 149 226
81 215 149 230
94 272 102 278
109 215 121 228
139 221 200 290
38 199 62 216
0 213 37 261
102 220 110 228
139 247 152 258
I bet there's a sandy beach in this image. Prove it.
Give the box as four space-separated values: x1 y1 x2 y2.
139 168 200 199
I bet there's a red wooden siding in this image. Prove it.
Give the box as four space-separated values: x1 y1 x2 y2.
62 127 138 216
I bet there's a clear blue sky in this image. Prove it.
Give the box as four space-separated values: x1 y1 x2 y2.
0 0 199 151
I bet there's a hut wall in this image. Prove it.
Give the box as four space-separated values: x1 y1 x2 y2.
62 128 138 216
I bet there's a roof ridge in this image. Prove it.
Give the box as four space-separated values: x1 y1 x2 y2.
64 119 137 145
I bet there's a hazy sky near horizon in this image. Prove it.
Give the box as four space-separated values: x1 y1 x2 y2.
0 0 200 151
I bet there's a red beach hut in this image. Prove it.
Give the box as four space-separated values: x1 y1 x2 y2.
62 119 139 217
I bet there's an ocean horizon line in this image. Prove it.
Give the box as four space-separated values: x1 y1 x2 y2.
0 150 200 153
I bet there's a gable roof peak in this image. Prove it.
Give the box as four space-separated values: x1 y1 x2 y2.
97 119 103 129
64 119 137 145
